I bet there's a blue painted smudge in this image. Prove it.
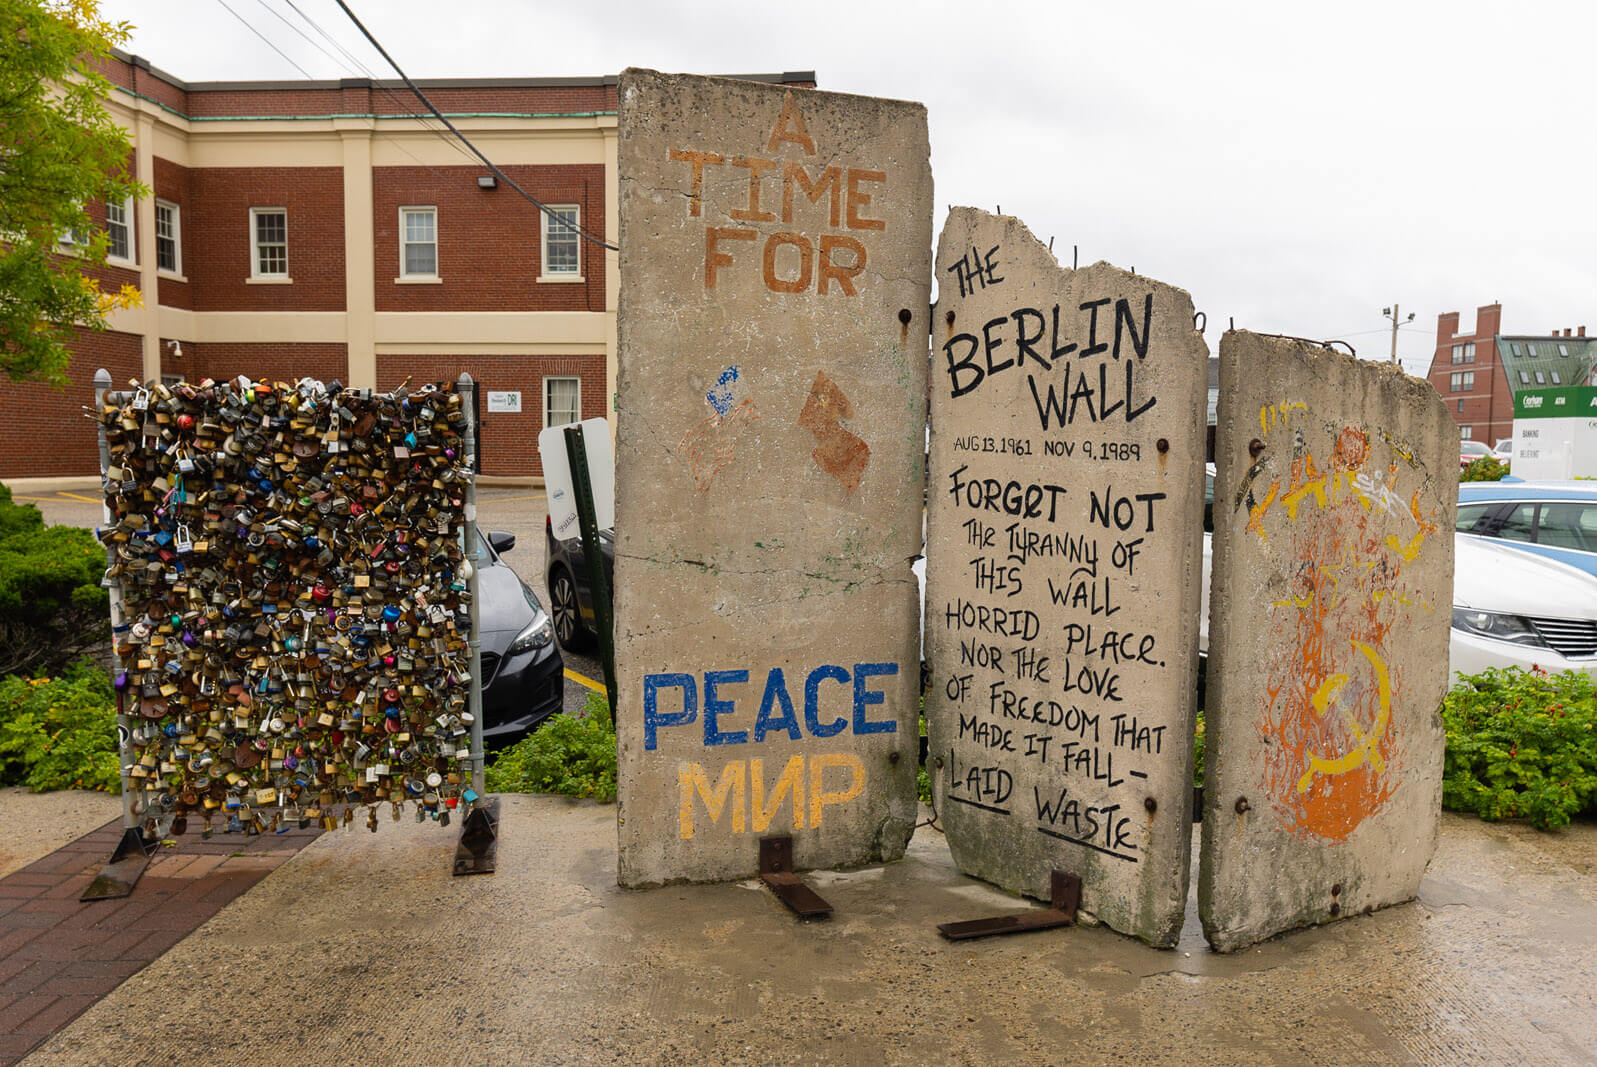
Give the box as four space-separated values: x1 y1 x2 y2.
706 365 739 417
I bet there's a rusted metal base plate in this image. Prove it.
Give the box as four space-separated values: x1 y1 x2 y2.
452 797 500 877
80 827 159 902
938 871 1081 940
759 836 832 919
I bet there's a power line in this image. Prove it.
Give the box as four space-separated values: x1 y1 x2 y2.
330 0 618 252
214 0 318 79
274 0 479 167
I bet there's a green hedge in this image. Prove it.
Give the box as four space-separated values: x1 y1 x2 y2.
1442 667 1597 830
0 483 108 677
486 692 617 801
0 659 120 792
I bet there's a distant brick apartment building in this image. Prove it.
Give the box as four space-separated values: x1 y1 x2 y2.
1426 303 1597 445
0 52 814 479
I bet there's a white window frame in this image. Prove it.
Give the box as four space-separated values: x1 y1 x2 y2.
397 205 439 281
538 204 582 281
1460 425 1473 440
106 195 135 265
155 199 182 277
248 207 290 282
543 376 581 429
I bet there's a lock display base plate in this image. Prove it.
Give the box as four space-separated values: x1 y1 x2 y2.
81 827 160 902
452 796 499 877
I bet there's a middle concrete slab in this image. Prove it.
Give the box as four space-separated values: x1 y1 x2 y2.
925 208 1207 946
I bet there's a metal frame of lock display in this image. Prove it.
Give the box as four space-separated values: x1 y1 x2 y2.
83 369 492 901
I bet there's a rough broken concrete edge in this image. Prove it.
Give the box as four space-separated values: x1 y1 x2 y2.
926 207 1206 949
1198 330 1457 953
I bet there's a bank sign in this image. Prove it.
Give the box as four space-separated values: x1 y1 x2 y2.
1513 386 1597 419
1511 386 1597 480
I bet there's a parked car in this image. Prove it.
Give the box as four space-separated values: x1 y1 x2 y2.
1492 438 1514 462
475 529 564 743
1450 537 1597 678
544 517 615 650
1456 481 1597 578
1459 439 1495 468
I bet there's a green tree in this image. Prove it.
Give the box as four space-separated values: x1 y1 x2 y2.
1 0 143 385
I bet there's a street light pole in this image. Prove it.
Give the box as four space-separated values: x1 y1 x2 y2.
1383 304 1416 364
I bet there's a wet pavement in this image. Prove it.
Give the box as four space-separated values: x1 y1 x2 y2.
9 801 1594 1066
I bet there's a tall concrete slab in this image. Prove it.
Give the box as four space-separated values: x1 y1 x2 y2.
614 70 931 887
1200 332 1457 952
925 208 1208 946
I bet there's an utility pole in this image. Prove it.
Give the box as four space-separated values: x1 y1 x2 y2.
1383 304 1415 364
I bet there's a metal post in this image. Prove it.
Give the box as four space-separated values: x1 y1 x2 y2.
93 369 136 834
82 369 159 901
452 372 498 876
563 423 617 719
458 373 485 794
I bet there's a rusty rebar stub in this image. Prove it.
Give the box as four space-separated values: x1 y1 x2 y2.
759 836 832 919
937 871 1082 941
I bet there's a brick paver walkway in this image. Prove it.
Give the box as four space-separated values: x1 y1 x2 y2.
0 817 321 1065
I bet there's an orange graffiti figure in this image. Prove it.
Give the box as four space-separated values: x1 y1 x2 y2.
1254 423 1415 843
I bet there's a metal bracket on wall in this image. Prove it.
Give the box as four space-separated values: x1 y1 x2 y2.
452 796 500 877
936 870 1081 940
759 836 832 919
80 827 159 902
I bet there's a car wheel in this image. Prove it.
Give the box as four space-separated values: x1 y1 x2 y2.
549 566 591 651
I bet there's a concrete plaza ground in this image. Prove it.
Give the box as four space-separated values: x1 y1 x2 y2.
4 794 1593 1066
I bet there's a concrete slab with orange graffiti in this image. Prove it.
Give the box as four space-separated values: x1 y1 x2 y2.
924 208 1209 947
1200 331 1457 952
614 70 931 886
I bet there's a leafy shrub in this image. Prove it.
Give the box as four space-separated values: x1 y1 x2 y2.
0 659 120 792
1193 710 1206 789
1442 667 1597 830
486 691 617 801
1460 456 1509 482
0 483 108 677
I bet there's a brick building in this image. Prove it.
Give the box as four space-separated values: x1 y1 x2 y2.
0 52 814 479
1426 303 1597 445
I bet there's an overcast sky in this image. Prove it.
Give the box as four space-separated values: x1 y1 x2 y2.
111 0 1597 376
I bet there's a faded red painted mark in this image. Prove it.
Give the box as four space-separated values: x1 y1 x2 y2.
678 399 759 495
798 370 870 493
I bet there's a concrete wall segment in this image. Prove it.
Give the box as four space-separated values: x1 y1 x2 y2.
615 69 930 887
924 208 1208 947
1199 331 1456 952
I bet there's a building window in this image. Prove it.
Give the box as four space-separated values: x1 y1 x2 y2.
1457 399 1464 412
250 208 288 278
1463 342 1475 362
1558 343 1570 356
1460 426 1472 440
155 200 180 274
1510 343 1522 356
1552 370 1562 384
544 376 581 428
106 196 134 263
1534 370 1546 384
541 206 580 277
1449 371 1474 391
1526 344 1538 356
1451 345 1462 364
399 206 437 277
1519 370 1531 384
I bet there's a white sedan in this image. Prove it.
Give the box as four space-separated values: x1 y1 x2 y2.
1198 529 1597 681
